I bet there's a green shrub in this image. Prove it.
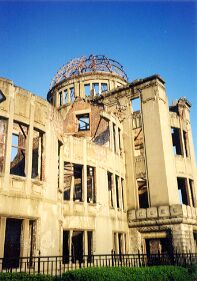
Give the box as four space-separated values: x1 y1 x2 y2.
0 272 53 281
61 266 196 281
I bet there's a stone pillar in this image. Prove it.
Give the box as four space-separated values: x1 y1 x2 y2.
21 219 30 257
83 139 87 203
0 217 6 259
141 77 179 206
69 230 73 258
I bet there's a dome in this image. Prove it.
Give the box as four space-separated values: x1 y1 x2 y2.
50 55 128 89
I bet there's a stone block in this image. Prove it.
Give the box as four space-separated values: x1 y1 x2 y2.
158 206 170 217
170 204 183 217
186 205 192 219
128 210 136 222
136 209 146 220
147 207 158 218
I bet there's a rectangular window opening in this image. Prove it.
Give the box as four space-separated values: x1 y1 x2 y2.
70 87 75 102
138 179 149 208
32 129 44 180
10 122 28 177
171 127 183 155
77 114 90 131
121 178 124 210
113 124 116 153
101 83 108 93
132 98 140 112
72 231 83 262
107 172 113 207
93 83 99 95
59 91 62 106
87 231 93 262
0 118 7 173
64 162 73 201
3 218 22 269
115 175 120 208
58 141 62 188
84 84 91 96
64 89 68 104
63 231 70 264
87 166 96 203
177 177 189 205
74 164 83 202
189 179 195 207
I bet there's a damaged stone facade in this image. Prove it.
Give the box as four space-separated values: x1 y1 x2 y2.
0 55 197 266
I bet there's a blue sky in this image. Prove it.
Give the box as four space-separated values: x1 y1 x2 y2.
0 1 196 152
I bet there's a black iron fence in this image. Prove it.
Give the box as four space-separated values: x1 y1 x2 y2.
0 252 197 276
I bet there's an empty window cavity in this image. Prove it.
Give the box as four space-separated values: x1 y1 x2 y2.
0 118 7 173
64 162 73 200
77 114 90 131
59 91 62 106
177 177 189 205
138 178 149 208
74 164 83 201
87 166 96 203
64 89 68 104
132 98 140 112
115 175 120 208
171 127 183 155
70 87 75 102
183 130 189 157
31 129 44 180
84 84 91 96
101 83 108 92
107 172 113 207
10 122 28 177
93 83 99 95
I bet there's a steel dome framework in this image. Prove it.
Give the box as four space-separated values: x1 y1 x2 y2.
50 55 128 89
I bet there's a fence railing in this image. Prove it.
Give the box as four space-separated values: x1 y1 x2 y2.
0 252 197 276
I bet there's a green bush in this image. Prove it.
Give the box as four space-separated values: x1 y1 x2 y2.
0 272 53 281
61 266 196 281
0 266 196 281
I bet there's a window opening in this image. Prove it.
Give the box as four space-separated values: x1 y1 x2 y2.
132 98 140 112
0 118 7 173
193 232 197 250
113 124 116 153
84 84 91 96
77 114 90 131
115 175 119 208
59 91 62 106
64 162 73 200
63 231 70 264
189 179 195 207
70 87 75 102
58 141 62 188
171 127 183 155
72 231 83 262
87 166 96 203
138 178 149 208
64 89 68 104
107 172 113 207
177 177 189 205
87 231 93 262
121 178 124 210
118 128 121 152
93 83 99 95
74 164 83 201
10 122 28 177
101 83 108 92
3 218 22 269
32 129 44 180
0 89 6 103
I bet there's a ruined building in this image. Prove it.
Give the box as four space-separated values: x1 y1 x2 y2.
0 55 197 265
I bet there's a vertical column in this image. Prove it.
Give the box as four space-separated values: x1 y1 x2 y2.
118 176 122 210
141 77 179 205
83 139 87 203
26 97 35 193
21 219 30 257
0 217 6 259
109 121 114 152
3 84 15 190
69 230 73 260
115 126 119 154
